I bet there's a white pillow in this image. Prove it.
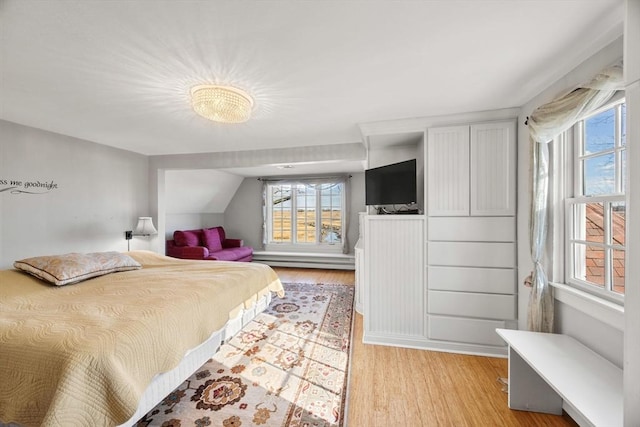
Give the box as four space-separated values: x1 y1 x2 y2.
14 251 141 286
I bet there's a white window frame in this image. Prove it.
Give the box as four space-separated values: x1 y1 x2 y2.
265 181 345 254
556 97 626 306
565 196 625 303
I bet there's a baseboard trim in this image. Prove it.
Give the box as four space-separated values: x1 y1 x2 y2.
362 333 508 357
253 251 355 271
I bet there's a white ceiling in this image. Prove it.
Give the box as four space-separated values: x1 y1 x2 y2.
0 0 624 158
222 160 366 178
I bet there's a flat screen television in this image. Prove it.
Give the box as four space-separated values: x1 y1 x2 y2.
365 159 417 206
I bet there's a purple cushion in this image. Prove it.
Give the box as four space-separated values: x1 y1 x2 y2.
202 227 223 253
173 230 201 247
212 246 253 261
216 226 226 242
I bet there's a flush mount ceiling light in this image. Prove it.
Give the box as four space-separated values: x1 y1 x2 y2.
190 84 254 124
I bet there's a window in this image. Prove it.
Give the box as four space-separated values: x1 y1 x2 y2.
265 180 345 252
565 99 626 300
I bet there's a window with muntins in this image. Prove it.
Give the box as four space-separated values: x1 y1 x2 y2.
565 99 626 301
266 180 344 251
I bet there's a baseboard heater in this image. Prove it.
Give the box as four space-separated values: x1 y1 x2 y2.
252 251 355 270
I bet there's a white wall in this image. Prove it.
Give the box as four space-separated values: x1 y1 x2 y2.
624 0 640 423
223 173 366 254
348 172 366 250
222 178 263 250
162 168 242 244
367 141 425 213
368 144 418 169
0 120 150 267
516 37 624 365
165 213 225 239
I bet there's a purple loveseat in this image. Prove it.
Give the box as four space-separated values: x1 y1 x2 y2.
166 227 253 262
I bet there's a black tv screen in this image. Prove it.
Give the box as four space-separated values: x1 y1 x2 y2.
365 159 417 205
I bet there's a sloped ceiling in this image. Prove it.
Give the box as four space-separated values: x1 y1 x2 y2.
165 169 244 214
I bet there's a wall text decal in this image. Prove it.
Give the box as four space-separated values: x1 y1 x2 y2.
0 179 59 195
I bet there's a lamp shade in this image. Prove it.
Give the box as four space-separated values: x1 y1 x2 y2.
134 217 157 236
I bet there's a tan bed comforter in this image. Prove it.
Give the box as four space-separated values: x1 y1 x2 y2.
0 251 284 427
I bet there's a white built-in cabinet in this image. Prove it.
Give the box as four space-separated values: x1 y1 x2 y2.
426 120 517 352
361 119 517 356
427 121 516 216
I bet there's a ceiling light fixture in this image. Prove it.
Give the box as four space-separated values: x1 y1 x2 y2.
190 84 254 124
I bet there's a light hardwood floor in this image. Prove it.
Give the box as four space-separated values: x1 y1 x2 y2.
273 267 577 427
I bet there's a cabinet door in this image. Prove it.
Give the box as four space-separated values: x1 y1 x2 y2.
427 126 470 216
470 121 516 216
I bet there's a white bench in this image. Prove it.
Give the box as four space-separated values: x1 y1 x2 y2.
496 329 623 427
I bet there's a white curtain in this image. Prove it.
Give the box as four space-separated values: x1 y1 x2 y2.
261 180 268 249
526 63 623 333
342 177 350 254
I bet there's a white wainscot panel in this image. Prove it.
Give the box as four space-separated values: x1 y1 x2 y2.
428 217 515 242
428 290 517 320
354 244 364 315
427 241 516 268
429 315 508 346
365 217 425 338
428 266 516 294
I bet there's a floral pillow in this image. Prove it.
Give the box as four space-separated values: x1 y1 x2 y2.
14 251 142 286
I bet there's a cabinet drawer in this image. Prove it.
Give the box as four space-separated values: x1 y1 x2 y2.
428 290 517 320
428 266 516 294
427 241 516 268
428 217 515 242
428 315 508 346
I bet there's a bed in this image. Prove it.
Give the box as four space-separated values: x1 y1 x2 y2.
0 250 284 427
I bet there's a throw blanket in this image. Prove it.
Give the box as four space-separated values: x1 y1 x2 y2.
0 251 284 427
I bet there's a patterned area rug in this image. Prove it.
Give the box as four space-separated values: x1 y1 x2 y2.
136 282 354 427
